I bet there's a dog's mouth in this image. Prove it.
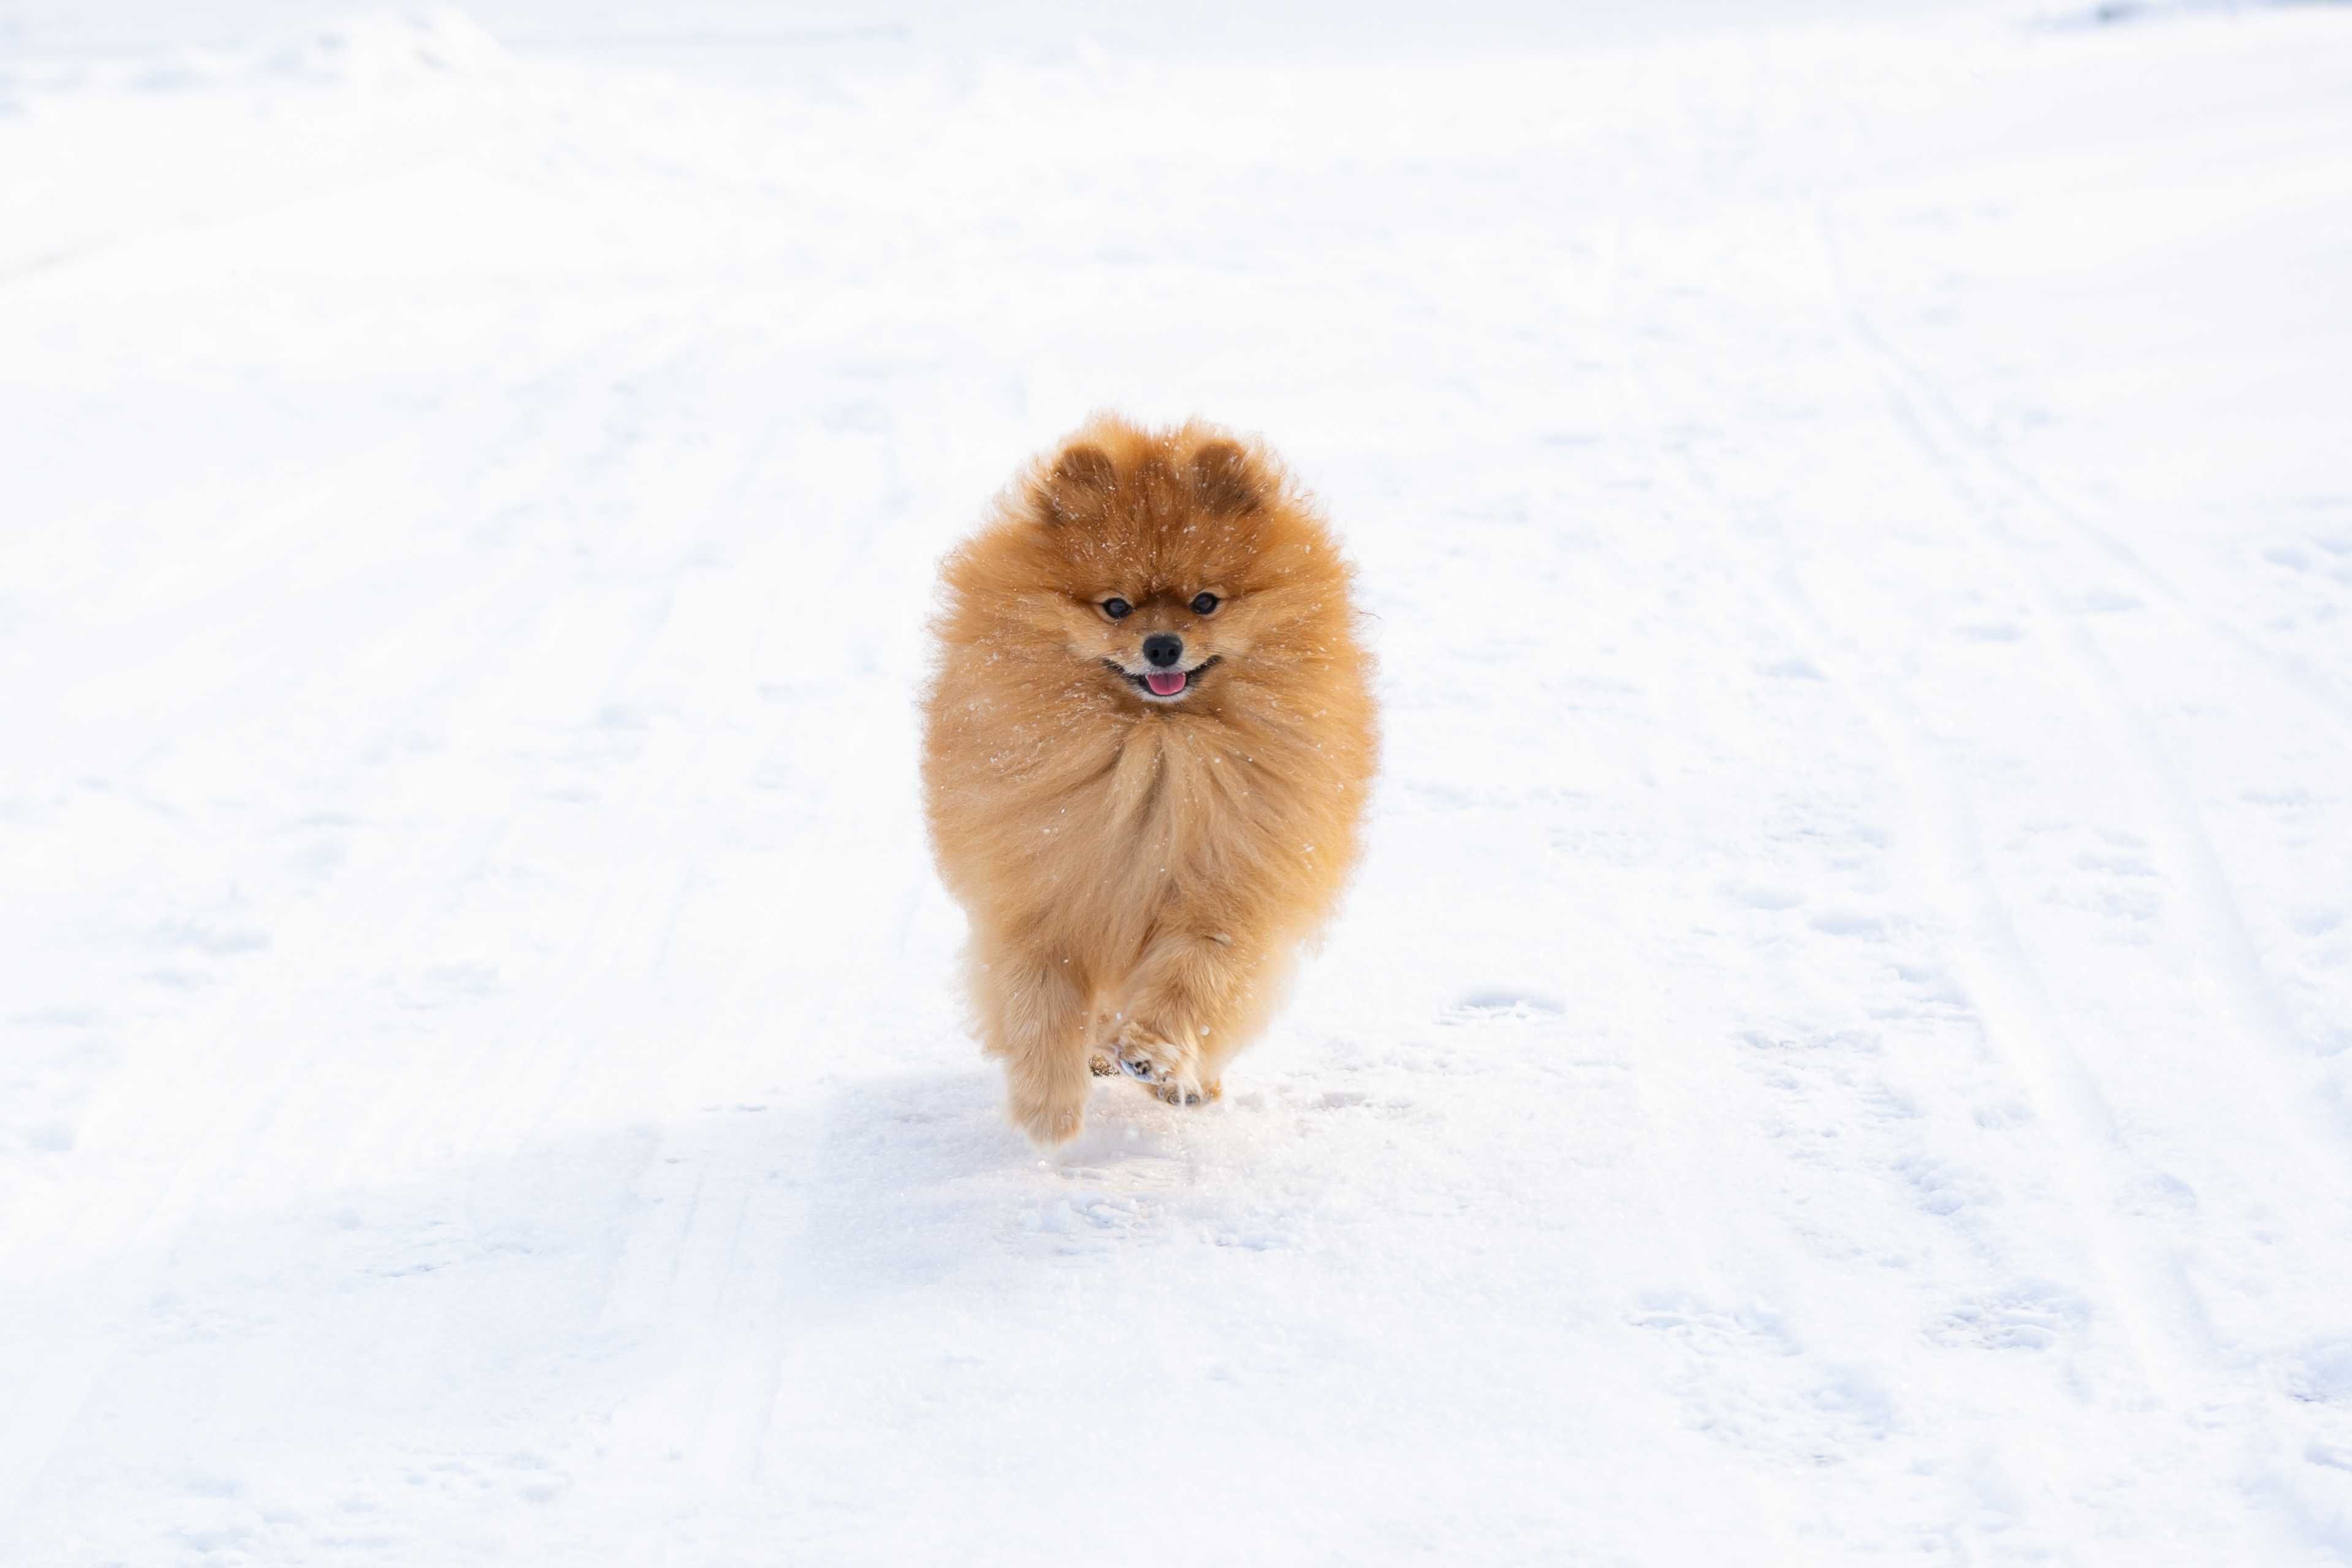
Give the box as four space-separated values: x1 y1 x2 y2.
1105 656 1222 702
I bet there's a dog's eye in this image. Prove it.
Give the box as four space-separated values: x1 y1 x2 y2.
1190 592 1220 616
1100 598 1133 620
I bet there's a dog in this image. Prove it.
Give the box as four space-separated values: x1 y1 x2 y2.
921 415 1378 1144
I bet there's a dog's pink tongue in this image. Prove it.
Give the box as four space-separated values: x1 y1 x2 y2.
1145 670 1188 696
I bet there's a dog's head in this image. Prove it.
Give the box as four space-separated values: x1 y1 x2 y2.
943 416 1355 712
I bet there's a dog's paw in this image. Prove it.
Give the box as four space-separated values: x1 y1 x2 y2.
1150 1078 1222 1108
1087 1051 1119 1078
1113 1023 1201 1095
1009 1090 1085 1146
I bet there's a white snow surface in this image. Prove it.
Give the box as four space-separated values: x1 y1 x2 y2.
6 2 2352 1562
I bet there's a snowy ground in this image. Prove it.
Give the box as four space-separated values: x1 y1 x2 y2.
6 1 2352 1561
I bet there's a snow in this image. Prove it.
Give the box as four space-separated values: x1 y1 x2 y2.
4 1 2351 1561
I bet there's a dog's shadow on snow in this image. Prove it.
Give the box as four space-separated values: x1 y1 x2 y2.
793 1065 1231 1294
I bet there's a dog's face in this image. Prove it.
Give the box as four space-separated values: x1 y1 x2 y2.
950 426 1348 713
1048 438 1257 706
1084 584 1228 704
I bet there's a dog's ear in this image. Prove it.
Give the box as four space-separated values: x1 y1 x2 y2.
1036 443 1117 525
1189 440 1263 517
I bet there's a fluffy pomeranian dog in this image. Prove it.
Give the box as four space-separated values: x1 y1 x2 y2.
921 416 1378 1145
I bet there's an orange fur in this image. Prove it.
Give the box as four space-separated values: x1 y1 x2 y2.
920 416 1379 1144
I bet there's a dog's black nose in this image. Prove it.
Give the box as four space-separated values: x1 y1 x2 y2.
1142 633 1184 669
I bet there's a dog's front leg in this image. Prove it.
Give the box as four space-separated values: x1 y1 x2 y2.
1109 926 1274 1103
970 935 1093 1146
